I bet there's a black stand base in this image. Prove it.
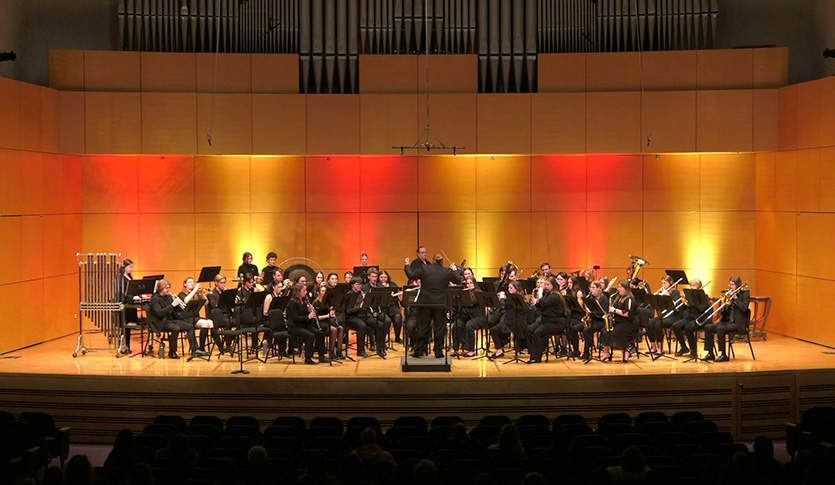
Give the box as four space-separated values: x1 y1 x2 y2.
400 355 451 372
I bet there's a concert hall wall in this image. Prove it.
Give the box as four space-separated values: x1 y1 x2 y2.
3 47 834 351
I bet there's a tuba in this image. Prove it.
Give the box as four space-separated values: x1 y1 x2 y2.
627 255 648 282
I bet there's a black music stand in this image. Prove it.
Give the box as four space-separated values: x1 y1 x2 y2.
481 277 500 291
127 278 155 298
342 291 363 358
629 288 655 359
182 299 210 362
142 274 164 282
197 266 222 285
519 278 536 295
649 294 677 361
682 288 710 363
665 269 689 286
501 292 530 364
444 287 469 359
362 288 393 360
241 292 268 365
576 277 590 296
353 265 380 283
472 290 500 361
582 294 606 364
217 289 247 373
561 294 583 361
118 279 156 357
320 288 354 362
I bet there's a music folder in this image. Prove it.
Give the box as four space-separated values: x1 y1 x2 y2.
142 274 164 281
665 269 689 286
682 288 709 309
269 295 291 311
126 279 154 298
445 286 469 308
583 295 605 317
353 265 379 282
220 289 238 311
197 266 222 284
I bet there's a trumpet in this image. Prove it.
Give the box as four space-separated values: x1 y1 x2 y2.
172 294 186 309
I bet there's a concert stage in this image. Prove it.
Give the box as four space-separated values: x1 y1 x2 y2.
1 333 834 444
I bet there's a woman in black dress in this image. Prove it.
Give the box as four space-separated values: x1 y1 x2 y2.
285 283 329 364
601 279 636 362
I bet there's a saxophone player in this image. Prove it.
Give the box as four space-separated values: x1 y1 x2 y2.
600 280 636 362
580 280 609 361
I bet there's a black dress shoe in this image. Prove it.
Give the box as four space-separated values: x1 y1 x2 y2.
357 351 369 358
304 358 316 364
715 352 729 362
434 352 444 359
319 356 331 363
410 351 421 358
702 352 715 361
579 352 590 360
675 347 689 357
168 352 180 359
193 349 209 357
377 350 387 358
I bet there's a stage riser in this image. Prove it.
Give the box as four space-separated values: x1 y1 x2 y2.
1 370 829 444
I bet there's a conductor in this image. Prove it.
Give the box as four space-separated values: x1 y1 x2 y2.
404 252 462 358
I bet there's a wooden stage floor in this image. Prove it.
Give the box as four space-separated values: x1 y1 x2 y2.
2 332 835 444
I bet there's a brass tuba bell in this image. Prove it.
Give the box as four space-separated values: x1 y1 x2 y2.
627 255 648 282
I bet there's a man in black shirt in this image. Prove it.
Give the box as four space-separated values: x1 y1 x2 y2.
404 252 461 358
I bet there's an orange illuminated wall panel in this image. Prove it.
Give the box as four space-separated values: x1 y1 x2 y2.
306 95 361 154
196 93 253 155
251 94 307 154
641 154 700 212
530 93 586 154
696 90 754 153
586 92 641 153
586 154 643 212
194 156 251 212
477 94 531 154
305 156 360 213
360 94 419 154
641 91 696 153
417 155 476 212
359 155 418 212
475 155 531 212
530 155 587 208
140 52 197 92
250 156 307 212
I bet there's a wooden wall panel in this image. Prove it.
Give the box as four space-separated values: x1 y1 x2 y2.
475 212 532 271
305 213 361 269
81 156 138 214
697 49 753 90
19 152 47 216
251 94 307 154
530 93 586 154
251 54 298 93
418 212 477 271
586 52 641 91
586 155 643 212
18 83 44 152
820 78 835 148
699 212 755 269
778 84 798 151
755 152 776 212
586 212 643 269
586 92 641 153
43 214 82 277
796 79 822 150
305 156 360 212
194 156 251 212
359 55 418 94
48 50 85 90
417 55 477 93
0 217 22 285
195 53 251 93
250 156 306 212
475 155 531 212
795 149 821 212
0 284 23 351
136 155 195 213
43 274 78 338
797 213 835 279
641 50 697 91
249 212 307 264
359 156 418 212
537 54 585 92
21 216 44 281
83 51 140 91
753 47 789 88
417 155 476 212
140 53 196 92
306 95 361 154
700 154 755 212
753 89 779 152
61 155 83 215
529 212 588 270
0 150 22 216
360 213 418 269
774 151 797 213
84 92 142 154
58 91 85 154
643 212 700 270
41 87 60 153
819 148 835 212
696 90 753 153
0 78 21 150
194 213 251 271
81 214 139 256
755 212 796 275
138 214 195 272
642 154 700 212
416 94 477 155
641 91 697 153
359 94 419 154
196 93 252 155
141 93 198 154
530 155 587 208
796 276 835 346
476 94 531 154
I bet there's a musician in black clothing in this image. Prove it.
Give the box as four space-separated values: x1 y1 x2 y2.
345 277 387 358
361 269 379 293
646 275 683 356
114 258 138 354
313 283 343 359
703 275 749 362
489 280 525 359
455 276 487 357
378 270 403 344
566 276 586 358
408 246 430 274
177 277 220 354
237 252 258 284
671 279 709 358
260 251 279 286
527 276 567 363
261 279 288 357
207 274 234 354
630 278 652 345
601 279 636 362
580 280 609 360
285 283 329 364
404 253 462 358
148 279 202 359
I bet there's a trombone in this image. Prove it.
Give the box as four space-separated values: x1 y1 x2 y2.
695 281 748 328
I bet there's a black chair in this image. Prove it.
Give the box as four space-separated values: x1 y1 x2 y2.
218 435 259 454
671 411 704 428
518 425 550 443
190 415 224 430
431 416 465 429
428 425 455 442
390 448 428 462
224 425 262 441
681 420 718 438
596 423 635 439
696 431 733 451
153 415 188 432
346 416 381 431
184 424 222 443
653 432 694 451
309 416 343 433
552 423 594 444
385 425 426 443
262 436 303 453
710 442 749 456
308 435 349 453
226 416 260 430
0 411 16 422
598 412 632 427
430 447 473 467
640 421 678 438
726 325 756 360
303 426 343 442
272 416 306 432
396 435 438 455
553 414 586 428
264 447 292 460
610 433 651 453
393 416 428 433
17 411 71 467
143 423 179 439
469 425 502 445
516 414 550 428
478 415 513 428
263 425 303 440
634 411 668 430
787 406 835 456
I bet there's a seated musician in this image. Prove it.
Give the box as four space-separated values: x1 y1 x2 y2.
345 277 386 358
600 280 636 362
313 283 343 360
178 277 221 355
647 275 682 356
527 276 566 363
148 279 202 359
581 280 609 360
703 275 749 362
285 283 329 364
490 280 526 359
671 279 709 358
207 274 234 355
237 252 258 285
526 277 546 328
566 276 586 358
261 278 288 357
315 271 326 287
630 278 652 345
454 276 487 357
343 271 354 284
260 251 279 286
326 272 340 288
378 270 403 344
